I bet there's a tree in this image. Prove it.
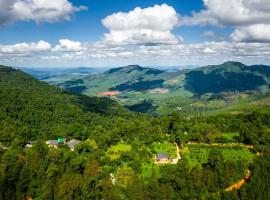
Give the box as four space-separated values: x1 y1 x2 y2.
56 173 83 200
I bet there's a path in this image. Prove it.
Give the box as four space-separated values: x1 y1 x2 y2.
172 143 181 164
187 142 254 149
225 169 251 192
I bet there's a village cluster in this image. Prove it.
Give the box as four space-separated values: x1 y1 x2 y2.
25 138 81 151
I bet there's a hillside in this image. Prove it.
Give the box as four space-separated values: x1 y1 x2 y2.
0 65 129 143
184 61 270 94
63 65 167 94
46 61 270 115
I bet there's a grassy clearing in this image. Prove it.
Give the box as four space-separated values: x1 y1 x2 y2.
182 144 255 167
106 143 132 160
152 142 176 158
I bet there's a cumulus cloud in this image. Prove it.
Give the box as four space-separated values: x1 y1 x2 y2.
52 39 85 52
179 0 270 43
101 4 182 45
0 0 87 25
1 39 270 67
231 24 270 43
180 0 270 26
0 40 51 54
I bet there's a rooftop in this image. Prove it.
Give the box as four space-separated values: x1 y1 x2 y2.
67 139 81 148
157 153 170 161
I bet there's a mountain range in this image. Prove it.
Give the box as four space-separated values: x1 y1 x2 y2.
23 61 270 115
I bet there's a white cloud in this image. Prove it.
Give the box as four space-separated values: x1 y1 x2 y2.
1 39 270 67
180 0 270 27
52 39 85 52
0 0 87 25
0 40 51 54
101 4 182 45
202 47 216 54
179 0 270 43
231 24 270 43
203 31 215 37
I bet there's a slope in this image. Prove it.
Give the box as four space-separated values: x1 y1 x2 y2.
0 65 128 143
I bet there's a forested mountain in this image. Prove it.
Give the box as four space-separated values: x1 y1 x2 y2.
41 61 270 115
185 61 270 94
54 61 270 95
1 65 270 199
0 65 131 143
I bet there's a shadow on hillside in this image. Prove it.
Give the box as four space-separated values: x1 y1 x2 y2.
184 70 266 94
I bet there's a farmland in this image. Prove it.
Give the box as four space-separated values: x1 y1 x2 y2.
181 144 255 167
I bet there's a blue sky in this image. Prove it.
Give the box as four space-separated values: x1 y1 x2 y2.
0 0 270 68
0 0 205 44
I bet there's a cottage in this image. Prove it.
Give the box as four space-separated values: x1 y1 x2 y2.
156 153 171 163
46 138 66 148
66 139 81 151
46 140 59 148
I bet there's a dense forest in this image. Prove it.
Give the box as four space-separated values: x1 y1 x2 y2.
1 65 270 200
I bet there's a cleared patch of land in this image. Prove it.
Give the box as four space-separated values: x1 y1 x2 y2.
149 88 169 94
181 144 255 167
106 143 132 160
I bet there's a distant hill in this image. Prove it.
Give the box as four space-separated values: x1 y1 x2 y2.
57 62 270 94
19 67 107 86
25 62 270 115
184 61 270 94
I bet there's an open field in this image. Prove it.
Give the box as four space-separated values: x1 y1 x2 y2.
106 143 132 160
182 144 255 167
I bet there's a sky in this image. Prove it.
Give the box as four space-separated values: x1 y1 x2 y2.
0 0 270 68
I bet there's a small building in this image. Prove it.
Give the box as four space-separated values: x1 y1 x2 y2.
66 139 81 151
156 153 171 163
46 140 59 148
46 138 66 148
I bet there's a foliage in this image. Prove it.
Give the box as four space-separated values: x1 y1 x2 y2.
0 65 270 199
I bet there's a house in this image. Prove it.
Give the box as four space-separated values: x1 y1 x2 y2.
46 138 66 148
156 153 171 163
46 140 59 148
66 139 81 151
